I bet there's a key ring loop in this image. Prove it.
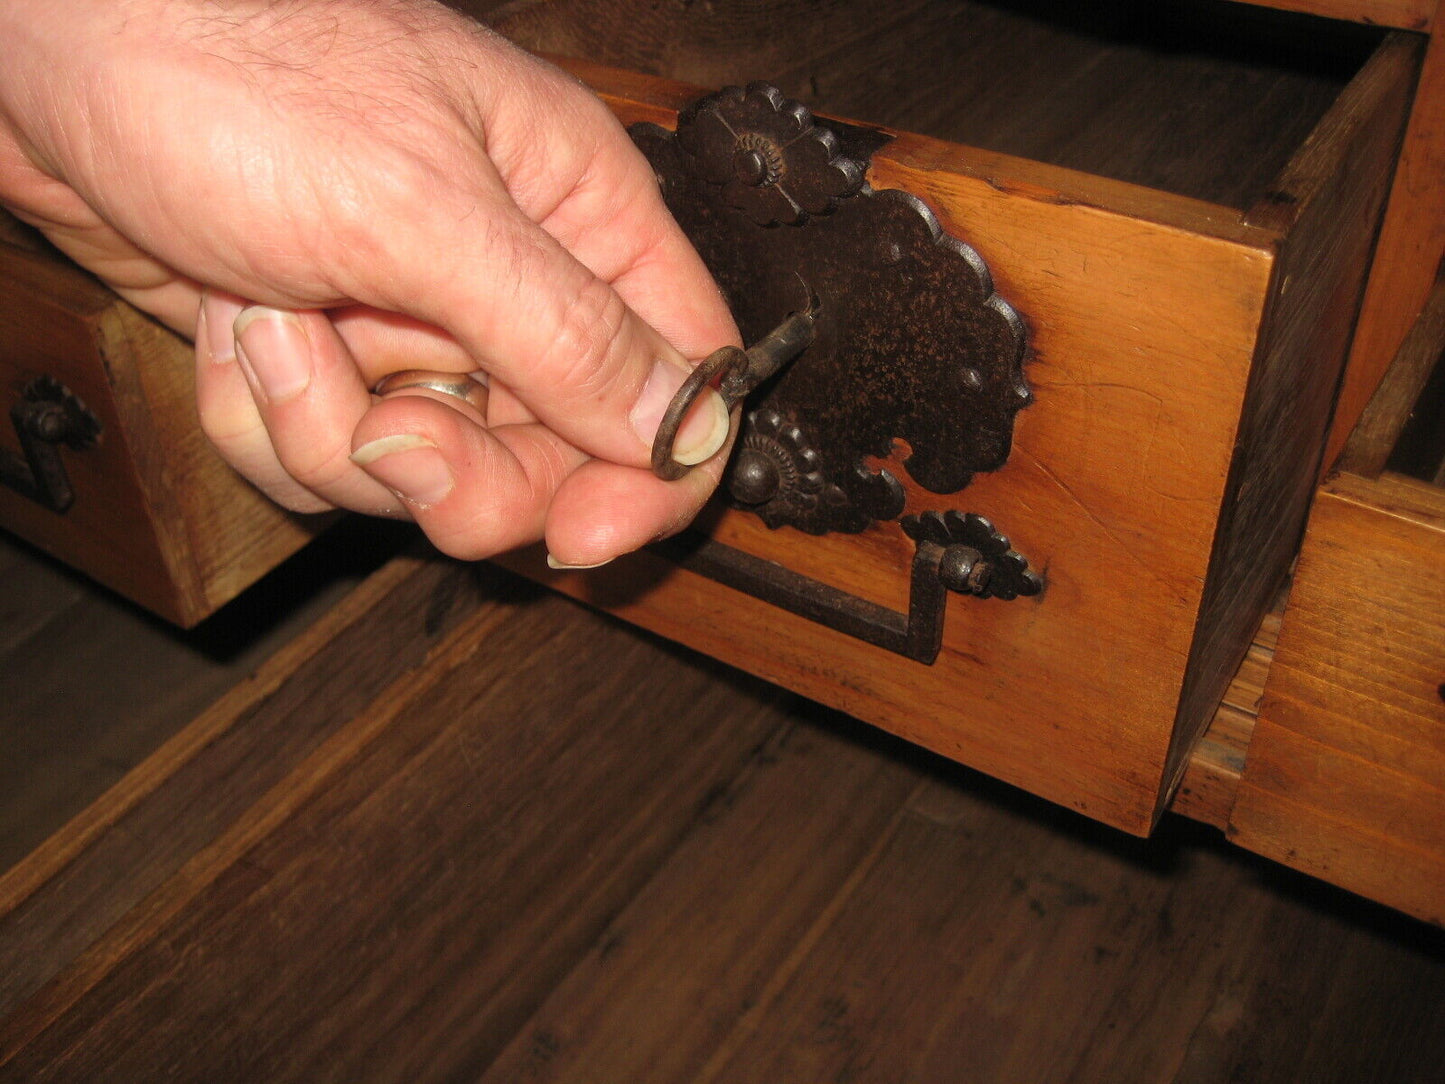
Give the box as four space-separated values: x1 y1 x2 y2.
650 345 747 481
650 308 817 482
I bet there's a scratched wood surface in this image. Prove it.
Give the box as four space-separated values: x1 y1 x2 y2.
1 539 1442 1082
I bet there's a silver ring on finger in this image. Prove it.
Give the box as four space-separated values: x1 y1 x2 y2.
373 369 489 414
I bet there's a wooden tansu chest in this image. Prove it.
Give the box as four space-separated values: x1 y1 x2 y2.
1 0 1439 884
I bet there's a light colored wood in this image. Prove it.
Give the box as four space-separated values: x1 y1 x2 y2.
504 42 1410 834
542 60 1277 836
1228 0 1433 29
1231 470 1445 925
1326 0 1445 469
0 241 324 625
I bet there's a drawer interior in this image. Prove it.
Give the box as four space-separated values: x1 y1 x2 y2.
485 0 1386 209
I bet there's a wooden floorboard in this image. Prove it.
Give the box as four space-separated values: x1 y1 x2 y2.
479 717 924 1084
0 562 795 1082
0 519 405 873
1 529 1442 1082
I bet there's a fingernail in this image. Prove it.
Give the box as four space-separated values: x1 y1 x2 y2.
234 306 311 402
200 293 247 365
546 554 616 571
630 358 731 467
350 433 454 507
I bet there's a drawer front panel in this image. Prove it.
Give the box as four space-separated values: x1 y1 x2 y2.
0 240 325 625
0 249 181 614
501 28 1416 833
503 68 1284 834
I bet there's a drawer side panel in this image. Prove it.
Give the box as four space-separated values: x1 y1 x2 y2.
0 246 185 619
1168 32 1420 820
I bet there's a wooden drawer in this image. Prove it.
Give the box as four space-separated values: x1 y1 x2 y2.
0 233 325 626
1228 277 1445 923
490 1 1422 833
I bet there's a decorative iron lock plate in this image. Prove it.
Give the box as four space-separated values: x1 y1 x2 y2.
633 83 1042 663
633 82 1031 534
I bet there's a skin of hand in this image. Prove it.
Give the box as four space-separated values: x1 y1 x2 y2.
0 0 739 566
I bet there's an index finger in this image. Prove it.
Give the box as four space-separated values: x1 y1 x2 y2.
348 50 739 474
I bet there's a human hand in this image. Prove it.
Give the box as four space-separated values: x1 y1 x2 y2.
0 0 738 565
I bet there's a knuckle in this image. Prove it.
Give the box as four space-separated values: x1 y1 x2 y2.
276 436 357 493
266 485 335 516
540 277 633 400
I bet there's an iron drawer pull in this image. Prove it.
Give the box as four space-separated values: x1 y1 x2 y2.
1 376 101 513
652 510 1041 666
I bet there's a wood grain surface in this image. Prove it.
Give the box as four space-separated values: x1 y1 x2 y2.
1326 0 1445 469
0 539 476 1026
1171 604 1282 831
0 244 187 618
490 0 1373 210
1168 31 1418 819
0 519 404 883
1339 271 1445 478
2 542 1442 1082
0 566 796 1081
1231 470 1445 924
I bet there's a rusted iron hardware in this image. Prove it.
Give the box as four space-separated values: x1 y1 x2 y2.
637 81 1030 535
654 511 1041 666
637 82 1040 663
1 376 101 513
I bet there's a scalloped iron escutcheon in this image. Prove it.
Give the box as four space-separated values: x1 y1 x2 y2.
636 83 1042 664
632 81 1031 536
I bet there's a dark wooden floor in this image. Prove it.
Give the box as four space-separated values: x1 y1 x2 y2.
0 520 408 871
2 524 1442 1082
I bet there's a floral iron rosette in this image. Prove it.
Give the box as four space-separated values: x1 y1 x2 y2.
902 510 1042 601
675 82 865 226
